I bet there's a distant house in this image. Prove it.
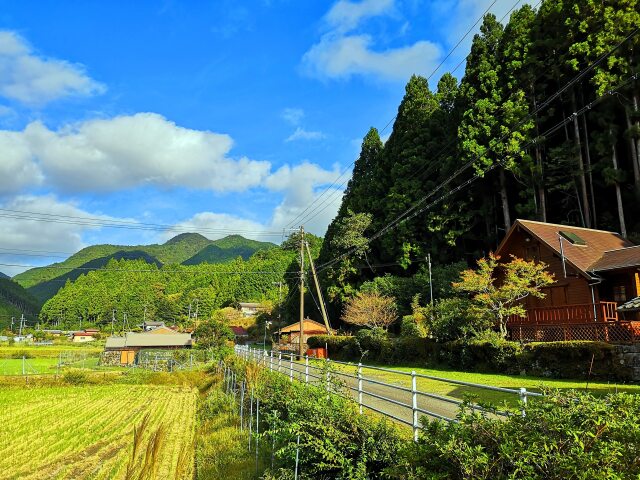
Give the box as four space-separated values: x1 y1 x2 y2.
140 321 166 331
230 326 249 343
104 331 192 365
496 219 640 342
72 331 95 343
276 319 335 352
145 325 178 335
43 329 63 337
237 303 263 317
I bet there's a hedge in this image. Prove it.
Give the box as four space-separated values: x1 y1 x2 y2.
307 335 632 380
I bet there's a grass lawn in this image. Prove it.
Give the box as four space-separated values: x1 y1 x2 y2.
305 358 640 407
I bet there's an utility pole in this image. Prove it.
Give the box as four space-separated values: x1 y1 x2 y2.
10 317 14 333
111 310 116 336
299 226 305 358
305 241 332 335
143 304 147 323
427 254 434 308
19 314 24 337
194 299 199 331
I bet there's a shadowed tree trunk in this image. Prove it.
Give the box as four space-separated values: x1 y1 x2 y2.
571 91 592 227
499 168 511 231
610 127 627 238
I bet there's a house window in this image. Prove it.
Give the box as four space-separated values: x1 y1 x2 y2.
613 285 627 303
525 245 540 262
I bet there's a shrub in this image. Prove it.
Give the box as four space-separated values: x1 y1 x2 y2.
401 390 640 479
425 297 492 343
232 363 405 479
63 369 89 385
355 328 393 362
400 315 426 338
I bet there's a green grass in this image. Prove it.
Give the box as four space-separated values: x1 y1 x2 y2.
311 359 640 407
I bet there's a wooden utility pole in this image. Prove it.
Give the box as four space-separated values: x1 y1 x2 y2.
305 241 332 335
299 226 305 358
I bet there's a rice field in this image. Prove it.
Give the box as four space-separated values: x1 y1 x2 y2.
0 384 197 479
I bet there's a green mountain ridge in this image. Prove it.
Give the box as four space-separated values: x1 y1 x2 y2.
13 234 276 303
0 278 41 330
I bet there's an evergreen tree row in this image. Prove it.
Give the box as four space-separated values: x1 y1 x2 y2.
320 0 640 307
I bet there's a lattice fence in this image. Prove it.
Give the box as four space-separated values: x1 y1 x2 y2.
509 322 640 343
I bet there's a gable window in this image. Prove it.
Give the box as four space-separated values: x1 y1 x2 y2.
525 245 540 262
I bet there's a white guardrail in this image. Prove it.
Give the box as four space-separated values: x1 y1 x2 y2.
235 345 543 441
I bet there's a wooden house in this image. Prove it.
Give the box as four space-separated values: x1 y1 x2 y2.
71 331 95 343
496 219 640 342
276 319 335 352
104 331 192 365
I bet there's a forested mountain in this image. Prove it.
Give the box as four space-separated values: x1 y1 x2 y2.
38 248 295 330
182 235 274 265
320 1 640 307
13 234 276 303
0 278 41 330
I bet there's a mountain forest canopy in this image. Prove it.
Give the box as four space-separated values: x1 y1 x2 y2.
319 0 640 308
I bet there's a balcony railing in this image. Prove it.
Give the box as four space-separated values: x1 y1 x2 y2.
508 301 618 325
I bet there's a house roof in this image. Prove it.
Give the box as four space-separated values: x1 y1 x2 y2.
105 332 192 349
618 296 640 312
496 219 633 276
278 319 334 335
143 321 165 327
145 326 177 335
73 331 94 337
231 326 248 336
238 302 261 308
588 245 640 272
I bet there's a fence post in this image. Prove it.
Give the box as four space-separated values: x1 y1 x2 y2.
294 434 301 480
305 356 309 384
412 371 418 442
240 381 245 431
278 353 282 373
519 387 528 417
325 359 330 391
22 355 25 377
289 354 293 382
357 363 363 415
270 350 273 371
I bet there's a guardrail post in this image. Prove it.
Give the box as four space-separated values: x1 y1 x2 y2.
412 371 418 442
326 359 330 391
289 354 293 381
278 353 282 373
305 356 309 383
357 363 363 414
519 387 528 417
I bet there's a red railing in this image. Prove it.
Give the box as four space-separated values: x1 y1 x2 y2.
508 302 618 324
509 321 640 344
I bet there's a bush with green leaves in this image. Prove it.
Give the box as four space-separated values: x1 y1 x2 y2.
399 390 640 479
229 360 404 480
425 297 492 343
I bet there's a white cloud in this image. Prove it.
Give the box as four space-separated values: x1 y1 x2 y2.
285 127 326 142
0 31 105 106
302 0 440 81
3 113 270 193
303 33 439 81
161 161 345 243
281 107 305 125
0 195 127 276
326 0 394 32
0 130 42 195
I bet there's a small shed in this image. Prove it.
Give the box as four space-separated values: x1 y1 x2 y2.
230 326 249 343
237 303 263 317
140 321 166 331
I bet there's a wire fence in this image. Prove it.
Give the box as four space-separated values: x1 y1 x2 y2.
235 345 543 441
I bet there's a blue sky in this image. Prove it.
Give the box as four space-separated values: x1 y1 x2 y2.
0 0 515 275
